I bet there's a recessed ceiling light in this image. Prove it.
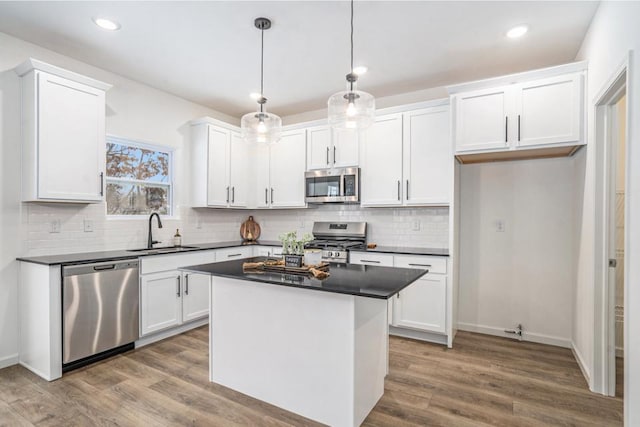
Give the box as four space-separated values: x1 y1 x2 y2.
92 17 121 31
249 92 262 100
506 25 528 39
353 66 368 75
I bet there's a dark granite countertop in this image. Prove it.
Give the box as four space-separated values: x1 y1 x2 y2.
181 256 428 300
16 240 282 266
351 246 449 256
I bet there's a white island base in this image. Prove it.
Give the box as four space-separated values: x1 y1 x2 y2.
209 276 389 427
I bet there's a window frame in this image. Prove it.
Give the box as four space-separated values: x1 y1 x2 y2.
105 135 176 219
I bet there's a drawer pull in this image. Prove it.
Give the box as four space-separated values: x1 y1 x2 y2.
360 259 381 264
227 253 242 258
408 263 431 267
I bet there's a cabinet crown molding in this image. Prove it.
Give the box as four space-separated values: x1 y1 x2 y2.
446 60 587 95
14 58 112 91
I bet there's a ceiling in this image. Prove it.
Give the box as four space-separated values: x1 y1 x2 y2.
0 1 599 118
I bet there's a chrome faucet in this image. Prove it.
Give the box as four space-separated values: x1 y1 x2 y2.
147 213 163 249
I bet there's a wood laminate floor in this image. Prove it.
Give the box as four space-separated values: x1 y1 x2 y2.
0 328 623 426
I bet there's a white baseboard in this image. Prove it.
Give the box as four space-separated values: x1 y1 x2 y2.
457 322 571 348
135 318 208 348
571 341 592 388
389 326 448 347
0 354 19 370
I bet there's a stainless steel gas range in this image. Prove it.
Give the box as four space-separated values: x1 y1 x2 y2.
305 221 367 264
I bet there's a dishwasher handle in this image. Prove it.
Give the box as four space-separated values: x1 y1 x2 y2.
63 260 139 277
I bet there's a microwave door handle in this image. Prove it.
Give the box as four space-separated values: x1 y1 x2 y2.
340 173 345 199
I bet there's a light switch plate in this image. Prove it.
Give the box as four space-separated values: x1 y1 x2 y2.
84 219 94 232
495 219 506 232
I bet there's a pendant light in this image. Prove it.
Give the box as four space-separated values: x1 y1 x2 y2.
241 17 282 143
327 0 375 130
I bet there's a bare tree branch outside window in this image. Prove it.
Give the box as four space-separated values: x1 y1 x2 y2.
105 137 172 216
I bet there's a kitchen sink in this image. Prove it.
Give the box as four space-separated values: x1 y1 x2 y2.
127 245 200 255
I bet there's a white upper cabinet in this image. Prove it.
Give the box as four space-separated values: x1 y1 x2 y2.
191 121 251 208
269 129 307 208
16 59 111 203
306 125 359 170
361 105 452 207
206 126 230 207
450 63 586 163
306 126 332 170
454 86 510 152
332 128 359 168
229 131 249 207
361 113 404 206
404 106 452 205
514 73 582 147
254 143 271 208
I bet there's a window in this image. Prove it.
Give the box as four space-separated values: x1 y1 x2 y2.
105 136 173 216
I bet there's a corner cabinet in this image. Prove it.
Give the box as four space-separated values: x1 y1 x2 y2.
16 58 111 203
191 120 249 208
450 64 586 163
360 104 452 207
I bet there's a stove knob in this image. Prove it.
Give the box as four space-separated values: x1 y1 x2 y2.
334 251 341 258
327 251 334 258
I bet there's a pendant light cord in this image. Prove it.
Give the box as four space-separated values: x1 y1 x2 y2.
260 27 265 113
350 0 354 92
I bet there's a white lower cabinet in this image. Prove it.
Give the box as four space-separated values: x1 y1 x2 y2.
351 251 450 343
392 274 446 334
140 270 183 336
216 246 254 261
255 246 283 257
182 272 211 322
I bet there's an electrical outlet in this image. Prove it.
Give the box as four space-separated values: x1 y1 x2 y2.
412 220 421 231
84 219 94 232
50 219 61 233
195 218 202 229
495 219 505 232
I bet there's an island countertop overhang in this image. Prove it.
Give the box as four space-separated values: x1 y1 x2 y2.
180 256 429 300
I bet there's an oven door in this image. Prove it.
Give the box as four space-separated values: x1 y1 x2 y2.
305 168 359 203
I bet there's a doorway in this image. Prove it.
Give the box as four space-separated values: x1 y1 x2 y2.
593 56 629 398
608 93 626 398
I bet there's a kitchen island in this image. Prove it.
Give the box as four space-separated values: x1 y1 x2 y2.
181 257 428 427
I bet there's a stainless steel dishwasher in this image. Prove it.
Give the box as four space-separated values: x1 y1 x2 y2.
62 260 139 371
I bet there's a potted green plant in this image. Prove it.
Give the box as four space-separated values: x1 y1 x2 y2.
278 232 314 267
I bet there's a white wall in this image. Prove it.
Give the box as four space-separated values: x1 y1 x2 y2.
574 1 640 422
457 157 576 347
0 30 236 366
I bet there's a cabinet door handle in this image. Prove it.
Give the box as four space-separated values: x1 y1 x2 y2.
326 147 329 165
505 116 508 143
226 186 229 203
406 180 409 201
265 188 268 205
408 263 431 267
361 259 381 264
397 180 401 201
271 188 274 204
99 172 104 196
518 115 521 142
176 276 181 297
333 146 337 164
227 253 242 258
185 274 189 295
232 186 235 203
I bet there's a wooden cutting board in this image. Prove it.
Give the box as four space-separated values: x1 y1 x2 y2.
240 216 261 241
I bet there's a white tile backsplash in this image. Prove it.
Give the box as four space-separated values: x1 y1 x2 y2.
23 203 449 256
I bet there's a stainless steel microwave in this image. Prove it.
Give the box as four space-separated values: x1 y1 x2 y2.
305 167 360 203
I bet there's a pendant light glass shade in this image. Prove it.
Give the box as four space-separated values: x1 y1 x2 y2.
241 17 282 144
328 0 375 130
241 108 282 144
328 81 375 130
